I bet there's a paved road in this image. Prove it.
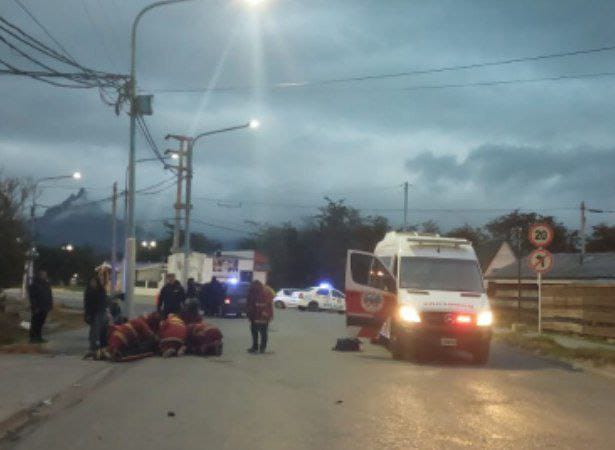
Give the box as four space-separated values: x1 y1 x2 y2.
5 310 615 449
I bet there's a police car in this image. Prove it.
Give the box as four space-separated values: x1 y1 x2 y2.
273 288 303 308
296 284 346 312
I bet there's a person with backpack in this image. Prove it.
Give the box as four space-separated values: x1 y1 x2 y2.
246 280 274 354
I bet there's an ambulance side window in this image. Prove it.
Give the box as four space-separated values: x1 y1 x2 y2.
349 253 396 293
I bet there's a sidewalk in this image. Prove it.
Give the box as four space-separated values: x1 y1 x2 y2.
0 322 106 437
0 354 103 432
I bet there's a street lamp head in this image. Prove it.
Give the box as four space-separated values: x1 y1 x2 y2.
170 153 179 160
72 172 82 180
249 119 260 129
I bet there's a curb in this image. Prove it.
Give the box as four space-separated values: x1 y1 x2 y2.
499 341 615 382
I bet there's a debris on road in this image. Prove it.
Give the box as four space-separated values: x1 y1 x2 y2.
332 337 363 352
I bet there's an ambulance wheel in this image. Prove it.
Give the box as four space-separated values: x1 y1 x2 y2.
472 342 490 365
214 343 223 356
307 301 320 312
298 306 306 311
275 301 286 309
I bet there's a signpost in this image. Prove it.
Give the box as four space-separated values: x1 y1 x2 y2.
528 223 554 334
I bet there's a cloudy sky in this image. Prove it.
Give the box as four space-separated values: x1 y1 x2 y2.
2 0 615 242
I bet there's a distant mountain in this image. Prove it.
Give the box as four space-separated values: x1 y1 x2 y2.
36 188 126 254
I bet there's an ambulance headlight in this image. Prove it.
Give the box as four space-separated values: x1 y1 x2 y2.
477 310 493 327
399 305 421 323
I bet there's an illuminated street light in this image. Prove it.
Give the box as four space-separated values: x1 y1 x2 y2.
22 171 83 298
170 153 180 160
126 0 268 317
141 240 157 249
165 119 261 286
62 244 74 252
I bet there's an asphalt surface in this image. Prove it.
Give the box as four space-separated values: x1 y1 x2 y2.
4 309 615 450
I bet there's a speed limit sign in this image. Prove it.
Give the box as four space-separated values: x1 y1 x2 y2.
529 223 554 248
528 248 554 274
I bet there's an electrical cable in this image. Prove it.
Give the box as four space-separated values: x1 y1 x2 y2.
145 43 615 93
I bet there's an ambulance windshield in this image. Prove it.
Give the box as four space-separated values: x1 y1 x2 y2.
399 257 483 292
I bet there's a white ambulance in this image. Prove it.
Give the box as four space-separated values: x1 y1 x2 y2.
345 232 493 364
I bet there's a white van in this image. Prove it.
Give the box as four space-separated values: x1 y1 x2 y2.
345 232 493 364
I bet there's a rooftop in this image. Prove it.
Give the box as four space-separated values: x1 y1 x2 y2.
488 252 615 280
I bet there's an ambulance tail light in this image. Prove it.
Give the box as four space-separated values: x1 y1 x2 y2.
455 314 472 325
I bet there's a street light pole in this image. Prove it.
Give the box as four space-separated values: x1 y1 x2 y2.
126 1 196 318
22 172 82 298
165 120 259 286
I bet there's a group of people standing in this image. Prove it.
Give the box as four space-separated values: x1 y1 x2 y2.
158 274 274 353
157 274 226 318
28 269 275 355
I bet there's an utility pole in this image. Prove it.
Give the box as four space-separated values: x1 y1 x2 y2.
183 140 194 288
580 201 586 264
165 134 193 287
403 181 409 230
165 121 259 287
514 226 523 323
111 182 118 292
172 141 185 254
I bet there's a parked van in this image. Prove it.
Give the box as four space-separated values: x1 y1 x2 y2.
345 232 492 364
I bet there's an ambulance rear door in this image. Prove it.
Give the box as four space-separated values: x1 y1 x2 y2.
345 250 397 338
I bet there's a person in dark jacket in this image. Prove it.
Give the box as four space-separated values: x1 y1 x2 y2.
186 278 197 299
210 277 225 317
84 276 109 351
246 280 274 354
198 277 225 316
28 270 53 343
157 273 186 318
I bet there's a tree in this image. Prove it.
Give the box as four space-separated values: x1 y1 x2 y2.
0 174 30 289
37 245 100 286
245 198 389 289
586 224 615 252
446 223 489 247
485 210 577 254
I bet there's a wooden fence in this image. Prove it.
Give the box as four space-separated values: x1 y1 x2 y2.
542 284 615 339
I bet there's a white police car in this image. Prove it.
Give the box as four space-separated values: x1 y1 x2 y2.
296 284 345 312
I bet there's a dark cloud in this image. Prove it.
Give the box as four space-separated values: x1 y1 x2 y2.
3 0 615 239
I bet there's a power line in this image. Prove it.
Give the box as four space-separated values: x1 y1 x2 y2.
11 0 76 62
136 115 175 172
193 195 579 214
144 43 615 93
402 71 615 92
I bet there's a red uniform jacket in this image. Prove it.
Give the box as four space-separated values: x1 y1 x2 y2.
247 283 274 324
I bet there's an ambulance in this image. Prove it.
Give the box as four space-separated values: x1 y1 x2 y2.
345 232 493 364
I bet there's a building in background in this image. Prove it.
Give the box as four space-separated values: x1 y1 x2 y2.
167 250 269 285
